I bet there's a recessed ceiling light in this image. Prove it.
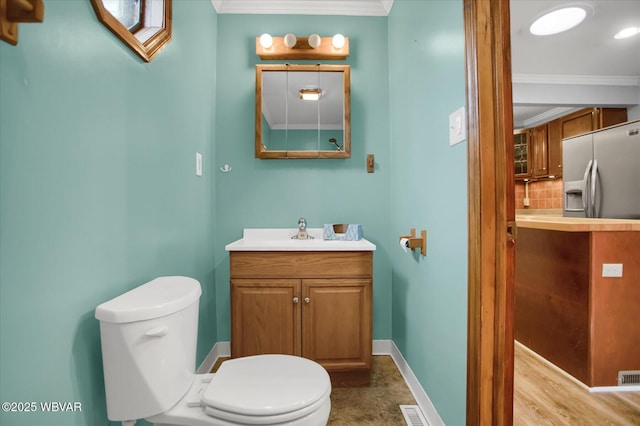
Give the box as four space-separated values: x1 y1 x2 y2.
614 27 640 39
530 7 587 36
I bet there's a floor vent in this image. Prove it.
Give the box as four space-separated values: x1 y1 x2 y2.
618 370 640 386
400 404 429 426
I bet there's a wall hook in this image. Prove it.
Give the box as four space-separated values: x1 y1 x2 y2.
220 164 232 173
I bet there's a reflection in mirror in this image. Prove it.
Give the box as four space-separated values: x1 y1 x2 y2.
91 0 172 63
256 64 350 159
103 0 141 30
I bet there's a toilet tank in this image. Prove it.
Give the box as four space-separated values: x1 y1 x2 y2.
95 276 202 421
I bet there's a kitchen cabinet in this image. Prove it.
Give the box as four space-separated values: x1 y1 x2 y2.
514 128 531 178
230 251 373 386
516 107 628 180
531 124 548 178
546 119 563 177
546 107 628 178
515 220 640 387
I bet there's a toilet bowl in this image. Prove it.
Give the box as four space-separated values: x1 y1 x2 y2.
95 276 331 426
149 355 331 426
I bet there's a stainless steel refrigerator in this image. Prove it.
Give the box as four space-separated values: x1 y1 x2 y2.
563 120 640 219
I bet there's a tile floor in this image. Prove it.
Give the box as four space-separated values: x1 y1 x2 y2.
328 356 417 425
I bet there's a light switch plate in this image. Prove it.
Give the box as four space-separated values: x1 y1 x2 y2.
449 107 466 146
602 263 623 277
196 152 202 177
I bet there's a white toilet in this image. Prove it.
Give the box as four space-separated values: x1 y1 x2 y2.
95 276 331 426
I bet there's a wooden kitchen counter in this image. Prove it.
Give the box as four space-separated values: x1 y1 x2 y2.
515 220 640 388
516 214 640 231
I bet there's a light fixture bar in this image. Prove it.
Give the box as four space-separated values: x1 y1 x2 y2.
256 35 349 60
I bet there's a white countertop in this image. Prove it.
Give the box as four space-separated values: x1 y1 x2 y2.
225 228 377 252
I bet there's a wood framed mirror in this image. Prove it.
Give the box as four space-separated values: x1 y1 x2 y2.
255 64 351 159
90 0 172 62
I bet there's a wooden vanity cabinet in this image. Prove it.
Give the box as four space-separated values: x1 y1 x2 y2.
230 251 373 386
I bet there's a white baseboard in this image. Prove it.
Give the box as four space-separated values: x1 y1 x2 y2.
201 340 444 425
589 385 640 392
382 340 445 426
197 341 230 374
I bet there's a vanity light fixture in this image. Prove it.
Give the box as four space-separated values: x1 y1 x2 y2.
529 6 587 36
614 27 640 39
284 33 297 47
255 33 349 59
308 33 321 48
259 33 273 48
299 88 323 101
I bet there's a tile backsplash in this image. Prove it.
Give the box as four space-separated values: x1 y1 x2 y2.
515 179 563 209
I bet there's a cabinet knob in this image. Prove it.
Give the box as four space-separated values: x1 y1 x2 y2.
293 297 299 304
304 297 310 304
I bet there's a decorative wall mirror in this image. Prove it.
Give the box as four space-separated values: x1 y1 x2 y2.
256 64 351 159
90 0 172 62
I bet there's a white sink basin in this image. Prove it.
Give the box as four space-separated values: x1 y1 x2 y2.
225 228 376 252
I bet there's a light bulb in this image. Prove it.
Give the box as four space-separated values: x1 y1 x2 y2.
308 34 321 48
284 33 297 48
332 34 345 49
259 33 273 48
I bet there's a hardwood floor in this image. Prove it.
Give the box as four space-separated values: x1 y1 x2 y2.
514 341 640 425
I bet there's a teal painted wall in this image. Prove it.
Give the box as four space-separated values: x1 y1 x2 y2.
213 15 393 342
388 2 468 425
0 1 218 425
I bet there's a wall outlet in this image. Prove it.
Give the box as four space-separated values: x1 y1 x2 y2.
602 263 623 278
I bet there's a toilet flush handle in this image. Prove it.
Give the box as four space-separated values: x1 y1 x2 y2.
144 326 168 337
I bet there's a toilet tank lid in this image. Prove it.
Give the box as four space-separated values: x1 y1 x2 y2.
95 276 202 324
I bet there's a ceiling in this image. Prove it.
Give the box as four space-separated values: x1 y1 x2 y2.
510 0 640 128
213 0 640 128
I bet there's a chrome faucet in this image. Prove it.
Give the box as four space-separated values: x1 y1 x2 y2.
292 217 314 239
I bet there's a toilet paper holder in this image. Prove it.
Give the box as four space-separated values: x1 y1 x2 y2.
400 228 427 256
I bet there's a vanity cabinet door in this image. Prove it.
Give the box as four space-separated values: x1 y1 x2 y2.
301 279 372 375
230 279 301 358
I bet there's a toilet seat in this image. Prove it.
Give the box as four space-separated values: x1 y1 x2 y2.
201 354 331 424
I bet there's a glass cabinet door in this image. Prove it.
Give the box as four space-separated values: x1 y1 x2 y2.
514 129 531 178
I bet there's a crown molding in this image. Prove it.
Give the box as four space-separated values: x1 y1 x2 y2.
211 0 393 16
513 74 640 87
522 107 582 129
